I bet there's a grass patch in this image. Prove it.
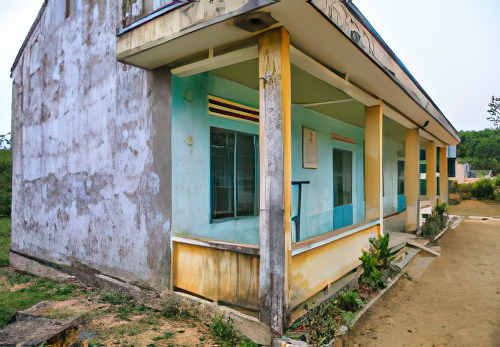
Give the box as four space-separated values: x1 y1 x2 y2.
0 218 11 266
0 267 79 328
98 291 152 321
152 330 175 341
162 301 193 320
0 218 79 328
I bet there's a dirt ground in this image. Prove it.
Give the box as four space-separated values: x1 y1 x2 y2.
345 218 500 347
448 199 500 217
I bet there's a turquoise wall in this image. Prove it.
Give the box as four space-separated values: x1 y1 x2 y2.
290 105 365 241
382 136 405 215
172 74 260 245
172 73 405 245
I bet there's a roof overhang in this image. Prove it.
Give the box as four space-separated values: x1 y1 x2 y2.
117 0 459 146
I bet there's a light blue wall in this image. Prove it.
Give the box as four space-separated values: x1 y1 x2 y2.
172 73 405 245
290 105 365 241
172 74 260 245
382 136 405 215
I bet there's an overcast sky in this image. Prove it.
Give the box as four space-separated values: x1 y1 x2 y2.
0 0 499 135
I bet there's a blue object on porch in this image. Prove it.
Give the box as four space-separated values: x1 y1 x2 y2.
333 204 353 230
397 194 405 212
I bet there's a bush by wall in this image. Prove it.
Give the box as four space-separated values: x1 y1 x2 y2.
453 177 500 202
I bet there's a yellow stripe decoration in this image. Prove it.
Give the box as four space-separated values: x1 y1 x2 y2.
208 95 259 123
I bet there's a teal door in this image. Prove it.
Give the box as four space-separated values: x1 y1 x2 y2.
333 149 353 230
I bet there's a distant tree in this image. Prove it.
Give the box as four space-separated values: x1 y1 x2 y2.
0 133 10 150
487 95 500 128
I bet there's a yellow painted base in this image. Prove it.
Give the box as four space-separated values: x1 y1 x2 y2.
173 242 260 310
289 225 379 308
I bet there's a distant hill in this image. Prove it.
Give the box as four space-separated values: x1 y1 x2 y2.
458 128 500 175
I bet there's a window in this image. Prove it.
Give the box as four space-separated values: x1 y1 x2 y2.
397 160 405 195
333 149 352 207
210 127 258 221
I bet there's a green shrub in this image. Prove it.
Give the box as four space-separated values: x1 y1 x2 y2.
492 175 500 188
208 315 257 347
449 180 459 194
472 178 495 199
421 202 448 238
495 188 500 201
368 234 397 270
336 289 364 312
359 250 384 289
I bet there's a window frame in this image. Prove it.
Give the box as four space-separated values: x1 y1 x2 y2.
210 126 259 223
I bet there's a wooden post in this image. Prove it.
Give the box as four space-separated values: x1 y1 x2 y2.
258 27 291 338
426 141 438 205
364 105 383 233
405 129 420 231
439 146 448 204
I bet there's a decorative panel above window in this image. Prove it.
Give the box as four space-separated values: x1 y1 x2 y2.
208 96 259 123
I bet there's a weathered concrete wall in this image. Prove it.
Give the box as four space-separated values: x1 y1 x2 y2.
11 0 172 290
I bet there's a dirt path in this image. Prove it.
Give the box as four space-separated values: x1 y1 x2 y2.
345 219 500 346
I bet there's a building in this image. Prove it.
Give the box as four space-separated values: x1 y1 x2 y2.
10 0 459 339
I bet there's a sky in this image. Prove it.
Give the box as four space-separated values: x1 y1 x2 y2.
0 0 499 134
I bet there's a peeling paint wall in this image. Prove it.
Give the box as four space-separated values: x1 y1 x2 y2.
11 0 172 290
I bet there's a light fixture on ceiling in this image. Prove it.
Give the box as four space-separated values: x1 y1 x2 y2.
234 12 278 33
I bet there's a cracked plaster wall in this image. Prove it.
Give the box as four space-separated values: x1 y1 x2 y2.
11 0 172 290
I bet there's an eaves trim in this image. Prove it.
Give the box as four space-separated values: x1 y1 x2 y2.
11 0 48 77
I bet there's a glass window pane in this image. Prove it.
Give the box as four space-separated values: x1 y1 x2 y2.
211 128 235 220
236 134 257 216
333 149 352 207
398 160 405 195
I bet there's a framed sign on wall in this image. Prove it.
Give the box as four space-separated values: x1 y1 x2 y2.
302 126 318 169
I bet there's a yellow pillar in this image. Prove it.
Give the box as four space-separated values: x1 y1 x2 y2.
405 129 420 231
365 105 383 232
440 146 449 204
426 141 438 205
258 27 291 337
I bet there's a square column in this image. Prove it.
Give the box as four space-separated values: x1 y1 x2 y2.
258 27 292 338
364 105 383 231
439 146 449 204
405 129 420 231
426 141 438 205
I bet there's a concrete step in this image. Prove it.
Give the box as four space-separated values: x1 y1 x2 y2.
0 311 78 346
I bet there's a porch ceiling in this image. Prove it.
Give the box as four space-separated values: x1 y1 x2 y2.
211 60 406 142
118 0 458 145
211 60 367 129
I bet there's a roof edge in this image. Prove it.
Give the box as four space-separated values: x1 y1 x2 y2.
345 0 459 138
11 0 48 77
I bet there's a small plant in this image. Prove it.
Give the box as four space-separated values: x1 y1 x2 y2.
368 234 397 270
340 310 356 325
209 314 239 346
336 289 364 312
421 201 448 238
162 302 192 319
359 251 384 290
